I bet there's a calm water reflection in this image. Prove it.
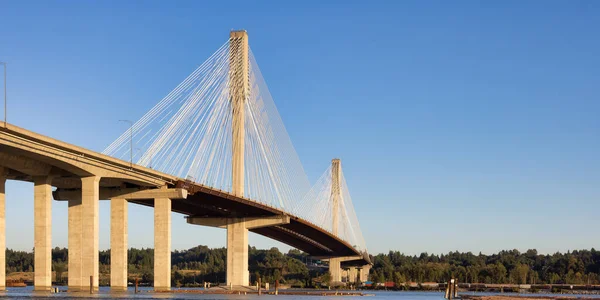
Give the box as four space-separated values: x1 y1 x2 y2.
0 288 436 299
2 289 600 300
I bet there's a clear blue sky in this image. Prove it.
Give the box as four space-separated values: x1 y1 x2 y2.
1 0 599 256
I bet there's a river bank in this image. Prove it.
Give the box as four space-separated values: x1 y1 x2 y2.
462 296 600 300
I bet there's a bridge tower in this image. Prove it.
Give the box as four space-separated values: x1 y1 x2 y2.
329 158 343 283
186 30 290 288
228 30 251 287
230 30 249 197
331 158 341 235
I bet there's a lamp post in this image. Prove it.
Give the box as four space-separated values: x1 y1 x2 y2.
0 62 6 128
119 119 133 168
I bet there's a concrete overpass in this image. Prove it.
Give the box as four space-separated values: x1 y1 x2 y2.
0 123 369 291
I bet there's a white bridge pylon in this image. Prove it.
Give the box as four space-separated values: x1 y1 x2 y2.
103 31 366 255
304 159 367 254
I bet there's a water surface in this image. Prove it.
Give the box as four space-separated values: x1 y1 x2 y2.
3 288 600 300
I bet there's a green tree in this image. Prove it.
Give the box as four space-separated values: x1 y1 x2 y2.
53 262 66 284
517 264 529 284
321 272 332 287
393 271 405 287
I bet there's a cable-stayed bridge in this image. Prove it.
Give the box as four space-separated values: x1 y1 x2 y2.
0 30 370 292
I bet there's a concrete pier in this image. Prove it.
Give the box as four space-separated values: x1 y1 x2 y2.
187 215 290 287
110 198 128 291
55 187 187 292
154 197 171 291
227 221 249 286
33 176 53 291
68 196 82 291
349 267 358 283
329 257 341 283
0 168 5 291
81 176 100 291
360 265 371 282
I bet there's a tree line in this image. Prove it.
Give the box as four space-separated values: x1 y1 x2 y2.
371 249 600 286
6 246 326 287
7 246 600 287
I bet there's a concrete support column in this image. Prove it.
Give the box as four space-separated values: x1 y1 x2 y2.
81 176 100 291
110 198 128 291
187 215 289 288
226 220 249 286
349 267 358 283
329 257 342 283
33 176 53 291
68 196 82 291
0 168 6 291
154 197 171 291
341 268 348 282
360 265 371 282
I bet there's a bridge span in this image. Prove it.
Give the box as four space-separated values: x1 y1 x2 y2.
0 123 369 291
0 30 370 292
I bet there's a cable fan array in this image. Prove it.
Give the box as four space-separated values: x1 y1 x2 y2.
104 41 233 189
301 164 367 253
103 38 311 214
103 37 365 253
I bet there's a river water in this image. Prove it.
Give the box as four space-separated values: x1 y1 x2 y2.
0 288 427 299
2 289 600 300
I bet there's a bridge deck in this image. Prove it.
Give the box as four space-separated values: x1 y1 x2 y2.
132 180 364 258
0 123 370 265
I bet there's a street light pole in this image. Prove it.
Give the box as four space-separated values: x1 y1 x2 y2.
119 119 133 168
1 62 6 128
